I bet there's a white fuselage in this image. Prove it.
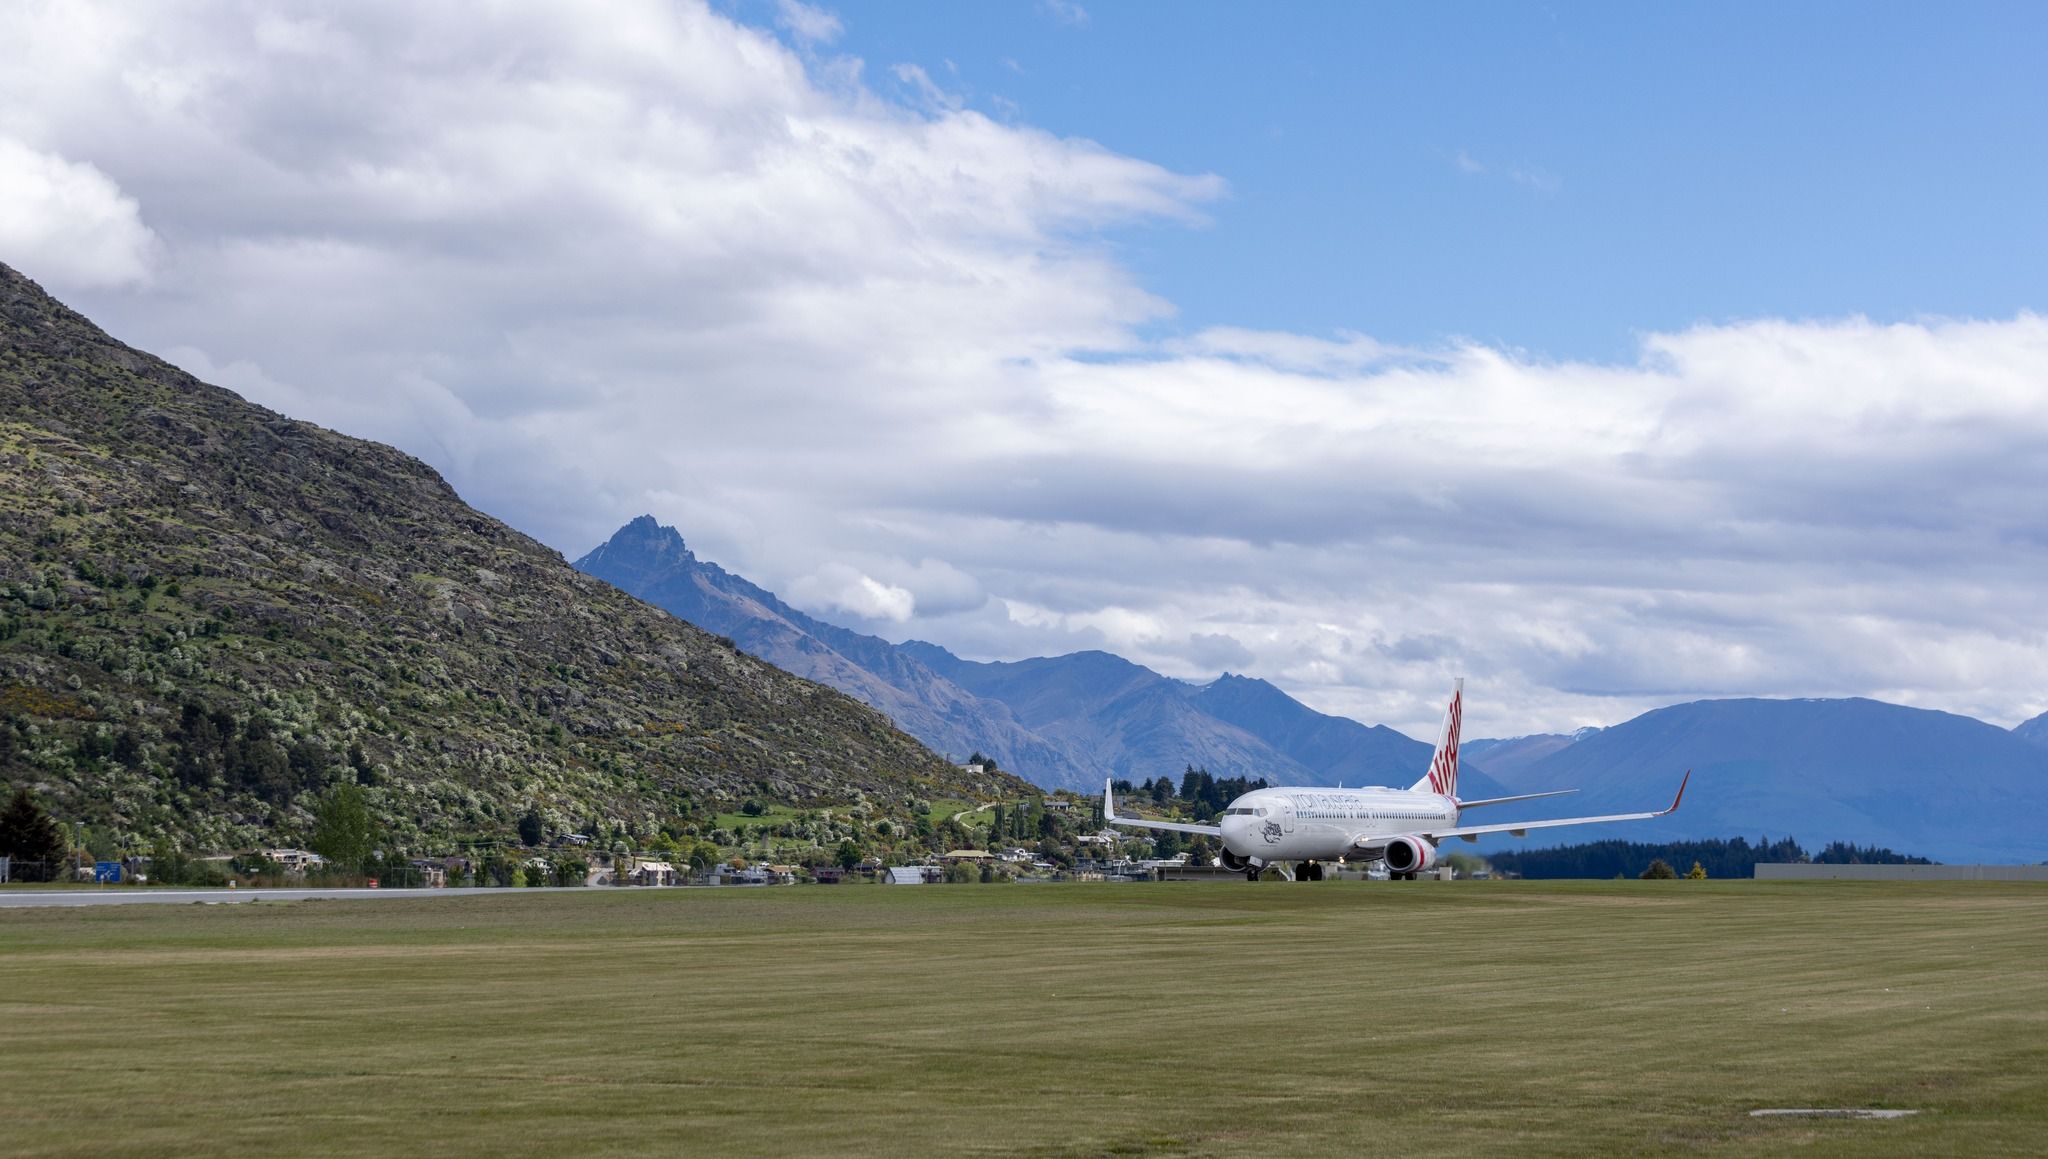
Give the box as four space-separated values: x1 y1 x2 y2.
1217 786 1458 863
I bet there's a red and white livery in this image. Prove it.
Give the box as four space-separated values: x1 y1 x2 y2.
1105 679 1688 880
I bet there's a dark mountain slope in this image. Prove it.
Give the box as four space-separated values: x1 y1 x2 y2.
576 518 1087 782
2013 710 2048 749
901 645 1324 786
902 644 1516 797
1507 697 2048 862
581 521 1351 791
1462 731 1598 786
0 262 1022 853
1185 674 1510 798
580 520 1503 798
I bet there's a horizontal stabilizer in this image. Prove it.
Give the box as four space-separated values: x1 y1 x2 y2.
1455 788 1578 810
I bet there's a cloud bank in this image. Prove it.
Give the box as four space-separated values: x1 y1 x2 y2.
6 1 2047 737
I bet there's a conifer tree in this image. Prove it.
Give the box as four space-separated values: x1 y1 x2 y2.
0 787 67 880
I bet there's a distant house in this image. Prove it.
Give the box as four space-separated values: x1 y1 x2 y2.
885 866 928 885
941 849 994 863
555 833 592 847
957 762 986 775
407 859 448 888
997 847 1034 864
631 860 679 886
265 848 326 874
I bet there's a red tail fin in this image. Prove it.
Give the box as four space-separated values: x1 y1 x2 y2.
1412 679 1463 797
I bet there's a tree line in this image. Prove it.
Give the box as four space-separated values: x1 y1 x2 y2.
1114 766 1271 821
1485 835 1933 880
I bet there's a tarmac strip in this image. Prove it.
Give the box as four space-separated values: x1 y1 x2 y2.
0 886 590 908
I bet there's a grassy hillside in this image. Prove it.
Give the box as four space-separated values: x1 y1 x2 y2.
0 262 1026 854
4 881 2044 1156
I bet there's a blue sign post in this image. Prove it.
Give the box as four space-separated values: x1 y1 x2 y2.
94 861 122 884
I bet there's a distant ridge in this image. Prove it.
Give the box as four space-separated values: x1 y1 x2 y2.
576 517 1511 795
1490 697 2048 863
1463 728 1602 785
577 516 1081 783
2012 709 2048 749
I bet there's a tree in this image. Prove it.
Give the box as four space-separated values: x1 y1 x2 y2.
836 839 863 870
1687 861 1708 880
148 836 191 886
517 807 546 847
1639 858 1678 880
0 788 66 881
479 851 516 887
310 782 377 869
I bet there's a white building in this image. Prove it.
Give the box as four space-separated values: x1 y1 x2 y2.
631 860 680 886
264 848 326 873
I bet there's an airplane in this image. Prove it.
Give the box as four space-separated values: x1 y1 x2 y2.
1103 679 1689 881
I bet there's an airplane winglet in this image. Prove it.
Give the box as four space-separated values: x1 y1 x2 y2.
1664 769 1691 815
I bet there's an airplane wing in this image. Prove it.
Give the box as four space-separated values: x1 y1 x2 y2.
1104 780 1224 836
1455 788 1578 810
1425 771 1689 841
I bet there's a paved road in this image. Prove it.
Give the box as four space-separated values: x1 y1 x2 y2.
0 886 591 908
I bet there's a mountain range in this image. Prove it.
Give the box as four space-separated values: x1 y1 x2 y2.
0 262 1022 853
576 516 1505 798
579 516 2048 863
1474 698 2048 862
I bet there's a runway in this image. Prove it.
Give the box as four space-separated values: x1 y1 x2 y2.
0 886 589 908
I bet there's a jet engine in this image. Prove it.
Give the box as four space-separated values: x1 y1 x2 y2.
1382 835 1437 875
1219 849 1256 872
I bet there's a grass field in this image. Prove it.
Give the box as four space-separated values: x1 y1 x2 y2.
3 880 2044 1156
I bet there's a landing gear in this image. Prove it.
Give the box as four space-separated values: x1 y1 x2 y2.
1300 860 1326 881
1245 867 1261 882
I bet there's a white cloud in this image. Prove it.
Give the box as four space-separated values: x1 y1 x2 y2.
890 62 963 111
1450 148 1560 195
788 563 917 623
8 2 2048 738
0 137 157 289
774 0 843 45
1040 1 1090 28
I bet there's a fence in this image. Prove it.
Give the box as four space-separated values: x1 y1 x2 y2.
0 858 69 884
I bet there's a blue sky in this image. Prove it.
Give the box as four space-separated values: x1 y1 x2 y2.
10 0 2048 735
810 1 2048 358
